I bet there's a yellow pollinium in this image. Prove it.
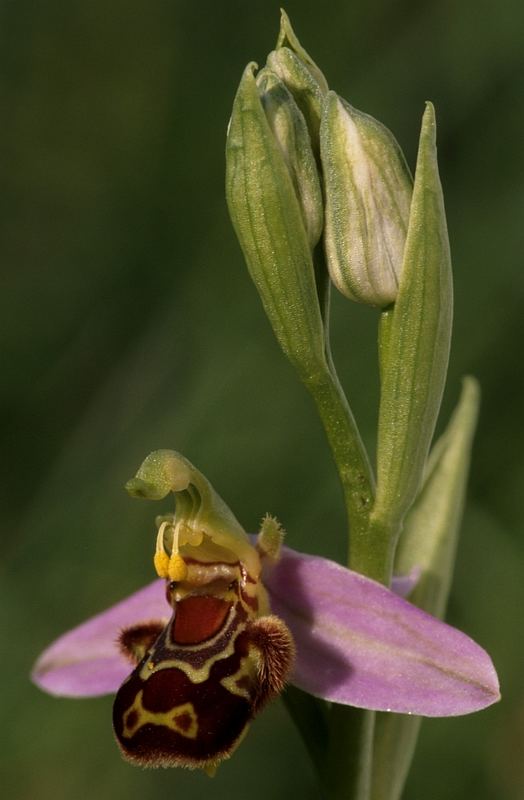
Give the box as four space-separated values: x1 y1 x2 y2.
153 550 170 578
168 553 188 581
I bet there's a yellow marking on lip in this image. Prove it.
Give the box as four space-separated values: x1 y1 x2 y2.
140 623 242 684
220 655 257 701
139 596 254 684
122 692 198 740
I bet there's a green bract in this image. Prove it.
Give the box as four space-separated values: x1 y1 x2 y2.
372 103 453 534
396 376 480 615
372 378 480 800
320 92 413 307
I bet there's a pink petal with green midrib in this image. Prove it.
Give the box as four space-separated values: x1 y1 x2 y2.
263 548 500 716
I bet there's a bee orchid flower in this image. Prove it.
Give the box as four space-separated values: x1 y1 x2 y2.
32 452 499 773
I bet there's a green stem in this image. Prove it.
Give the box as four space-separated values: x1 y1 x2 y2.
303 363 375 561
299 252 400 798
323 705 376 800
352 516 401 587
301 360 381 800
282 686 329 779
304 361 396 585
306 249 395 584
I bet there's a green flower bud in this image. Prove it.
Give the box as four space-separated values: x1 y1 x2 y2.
256 67 323 249
320 91 413 307
226 63 327 378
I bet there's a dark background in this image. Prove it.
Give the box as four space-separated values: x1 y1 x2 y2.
2 1 523 798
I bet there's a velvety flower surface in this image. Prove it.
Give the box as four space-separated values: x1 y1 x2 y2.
32 546 499 717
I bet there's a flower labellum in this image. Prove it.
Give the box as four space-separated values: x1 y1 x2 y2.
114 451 294 773
32 451 500 773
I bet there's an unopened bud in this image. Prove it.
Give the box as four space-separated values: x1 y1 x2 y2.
226 63 327 378
321 92 412 307
256 68 323 249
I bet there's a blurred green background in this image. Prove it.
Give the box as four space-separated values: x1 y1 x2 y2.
2 1 523 798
